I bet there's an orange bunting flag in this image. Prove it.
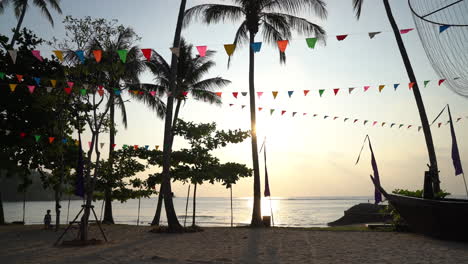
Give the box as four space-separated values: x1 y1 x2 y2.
258 107 263 111
28 85 35 94
257 92 263 99
215 92 222 97
196 46 207 57
48 137 55 143
141 49 152 61
64 87 72 94
272 91 278 99
224 44 236 56
93 50 102 63
9 84 17 92
155 145 159 150
364 86 370 92
438 79 446 86
50 80 57 88
333 88 340 96
232 92 238 98
16 74 23 82
53 50 64 62
409 82 415 89
281 110 286 115
378 85 385 92
134 145 139 150
382 122 386 127
277 40 289 52
336 35 348 41
304 90 310 96
400 28 414 34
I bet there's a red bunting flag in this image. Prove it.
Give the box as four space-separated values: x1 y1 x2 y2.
141 49 152 61
364 86 370 92
93 50 102 63
313 114 318 117
407 125 412 129
354 119 358 123
98 90 104 96
88 142 92 149
64 87 72 94
281 110 286 115
409 82 415 89
438 79 446 86
20 132 27 138
134 145 139 150
400 28 414 34
232 92 238 98
333 88 340 95
258 107 263 111
16 74 23 82
336 35 348 41
215 92 222 97
48 137 55 143
303 90 310 96
112 144 117 149
257 92 263 99
139 91 144 95
229 104 234 107
277 40 288 52
182 91 189 96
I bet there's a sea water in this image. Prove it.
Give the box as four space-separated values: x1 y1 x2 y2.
3 196 374 227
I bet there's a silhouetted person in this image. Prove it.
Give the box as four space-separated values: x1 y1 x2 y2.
44 210 52 229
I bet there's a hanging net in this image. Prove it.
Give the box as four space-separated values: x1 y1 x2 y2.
409 0 468 97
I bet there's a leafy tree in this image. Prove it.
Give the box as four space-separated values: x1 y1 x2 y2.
0 0 63 48
136 38 230 226
184 0 327 226
351 0 441 194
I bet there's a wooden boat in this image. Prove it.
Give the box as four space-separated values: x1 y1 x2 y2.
370 176 468 241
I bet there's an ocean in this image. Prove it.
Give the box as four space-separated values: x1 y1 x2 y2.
3 196 376 227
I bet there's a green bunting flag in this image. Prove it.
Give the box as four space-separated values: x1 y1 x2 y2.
306 38 318 49
424 80 430 87
270 109 275 115
0 72 4 79
34 135 41 142
80 89 87 95
117 50 128 63
319 89 325 97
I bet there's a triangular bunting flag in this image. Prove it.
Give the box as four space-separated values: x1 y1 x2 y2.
257 92 263 99
112 144 117 149
28 85 35 94
20 132 27 138
50 80 57 88
80 89 87 95
241 105 246 109
408 125 412 129
418 126 422 132
64 87 72 94
251 42 262 53
62 138 67 143
150 91 157 96
277 40 288 52
270 109 275 115
424 80 430 87
34 77 40 86
49 137 55 143
272 91 278 99
93 50 102 62
438 79 446 86
9 84 17 92
141 49 152 61
368 32 381 39
34 135 41 142
75 50 85 64
46 87 52 93
196 46 207 57
0 72 4 79
145 145 149 150
241 92 247 96
53 50 64 62
8 50 17 64
409 82 415 89
292 112 297 117
16 74 23 82
232 92 238 98
344 118 349 122
88 142 92 149
333 117 339 120
258 107 263 111
373 121 378 126
31 50 43 61
382 122 386 127
333 88 339 96
117 50 128 63
336 35 348 41
439 25 450 33
215 92 222 97
288 91 294 98
348 87 355 94
229 104 233 107
319 89 325 97
364 86 370 92
391 123 395 128
305 38 317 49
304 90 310 96
399 124 404 129
378 85 385 92
400 28 414 34
224 44 236 56
182 91 188 96
364 120 368 125
394 84 400 90
67 81 74 89
324 116 329 119
98 89 104 96
281 110 286 116
100 143 105 149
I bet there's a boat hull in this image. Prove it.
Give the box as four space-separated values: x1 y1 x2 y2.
370 176 468 241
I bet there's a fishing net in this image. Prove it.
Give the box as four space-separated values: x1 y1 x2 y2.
409 0 468 97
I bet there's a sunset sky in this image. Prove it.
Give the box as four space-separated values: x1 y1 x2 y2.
1 0 467 198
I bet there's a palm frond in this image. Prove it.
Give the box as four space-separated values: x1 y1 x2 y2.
114 94 128 128
192 77 231 92
33 0 54 25
227 20 248 67
14 0 27 18
189 90 222 105
262 12 326 42
128 84 166 119
184 4 244 28
45 0 62 13
352 0 364 19
263 0 327 19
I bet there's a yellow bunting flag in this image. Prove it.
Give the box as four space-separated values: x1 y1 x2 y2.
224 44 236 56
272 91 278 99
155 145 159 150
378 85 385 92
53 50 64 62
50 80 57 88
9 84 17 92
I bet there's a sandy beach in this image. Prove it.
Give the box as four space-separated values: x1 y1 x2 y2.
0 225 467 264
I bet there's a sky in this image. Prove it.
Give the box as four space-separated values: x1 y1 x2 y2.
1 0 468 198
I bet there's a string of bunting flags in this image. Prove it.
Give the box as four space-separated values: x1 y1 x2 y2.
5 26 454 66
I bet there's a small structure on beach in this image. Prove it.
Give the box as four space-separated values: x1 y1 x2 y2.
327 203 391 226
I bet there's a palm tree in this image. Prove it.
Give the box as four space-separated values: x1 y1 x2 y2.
85 27 166 224
132 39 231 226
352 0 440 195
184 0 327 226
0 0 63 48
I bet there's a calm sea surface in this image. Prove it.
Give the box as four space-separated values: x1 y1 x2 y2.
4 196 375 227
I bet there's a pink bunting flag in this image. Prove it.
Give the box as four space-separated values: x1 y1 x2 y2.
364 86 370 92
304 90 310 96
277 40 289 53
232 92 238 98
180 91 188 96
409 82 415 89
373 121 377 126
333 88 340 96
303 113 307 116
49 137 55 143
31 50 43 61
67 82 74 89
257 92 263 99
438 79 446 86
400 28 414 34
141 49 152 61
215 92 222 97
196 46 207 57
28 85 35 94
336 35 348 41
150 91 157 96
281 110 286 116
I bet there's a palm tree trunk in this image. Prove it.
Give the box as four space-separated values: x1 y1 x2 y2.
184 184 191 227
192 183 197 227
104 98 116 224
159 0 187 231
66 194 71 224
54 188 61 230
248 31 262 227
0 191 4 224
383 0 440 193
150 99 182 226
10 1 28 48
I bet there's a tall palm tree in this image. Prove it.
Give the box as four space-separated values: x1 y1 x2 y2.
352 0 440 195
132 39 231 225
0 0 63 48
184 0 327 226
85 27 166 224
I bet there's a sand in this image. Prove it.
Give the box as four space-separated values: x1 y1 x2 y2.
0 225 467 264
